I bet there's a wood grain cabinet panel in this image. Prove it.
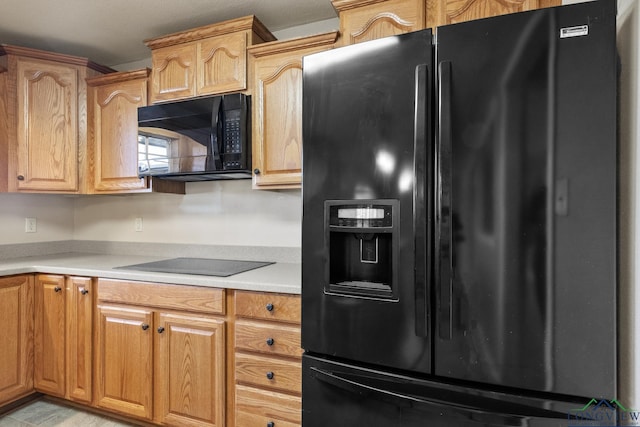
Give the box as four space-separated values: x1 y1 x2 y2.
0 275 34 406
248 32 337 190
233 290 302 427
426 0 560 28
86 69 150 194
332 0 426 46
34 275 94 402
16 59 78 192
95 304 154 421
65 276 93 403
0 45 112 194
146 16 275 103
235 291 301 324
150 43 197 102
155 312 226 427
34 274 66 397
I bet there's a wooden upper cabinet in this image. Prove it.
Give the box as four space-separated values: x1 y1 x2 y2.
332 0 426 46
150 43 197 101
16 58 78 192
0 275 34 406
248 32 338 189
145 16 275 103
86 69 150 194
426 0 560 28
0 45 113 194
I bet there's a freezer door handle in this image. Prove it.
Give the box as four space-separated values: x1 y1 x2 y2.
310 366 569 425
413 63 431 338
437 61 453 340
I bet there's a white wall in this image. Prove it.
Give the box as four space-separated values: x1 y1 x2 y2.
0 193 74 244
72 181 301 247
615 0 640 411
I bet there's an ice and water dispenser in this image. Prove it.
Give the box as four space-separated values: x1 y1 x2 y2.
325 200 398 299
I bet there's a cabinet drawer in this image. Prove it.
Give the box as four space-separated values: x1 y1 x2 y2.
235 320 302 358
97 279 224 315
235 353 301 394
235 291 300 323
236 384 301 426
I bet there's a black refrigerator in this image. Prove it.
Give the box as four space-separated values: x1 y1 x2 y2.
301 0 618 426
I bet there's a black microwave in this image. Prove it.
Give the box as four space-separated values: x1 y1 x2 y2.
137 93 251 181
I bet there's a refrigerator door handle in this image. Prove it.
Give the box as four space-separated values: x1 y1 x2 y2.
310 366 568 425
413 63 431 338
437 61 453 340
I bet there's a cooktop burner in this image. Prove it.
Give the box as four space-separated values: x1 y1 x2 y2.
115 257 274 277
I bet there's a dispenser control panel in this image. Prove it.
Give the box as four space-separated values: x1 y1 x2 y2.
330 204 393 228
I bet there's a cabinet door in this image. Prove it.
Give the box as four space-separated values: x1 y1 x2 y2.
0 275 34 405
95 305 153 420
197 32 247 96
155 312 226 427
15 58 78 191
88 76 149 193
34 274 66 397
250 34 337 189
335 0 425 46
66 276 93 403
151 43 197 102
426 0 559 28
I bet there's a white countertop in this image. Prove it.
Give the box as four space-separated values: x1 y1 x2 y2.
0 252 301 294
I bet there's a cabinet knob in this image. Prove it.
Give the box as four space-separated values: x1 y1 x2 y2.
266 371 274 380
80 288 89 295
54 286 62 292
17 175 24 181
141 323 149 331
266 303 274 312
266 337 275 346
254 168 261 175
267 422 275 427
157 327 165 334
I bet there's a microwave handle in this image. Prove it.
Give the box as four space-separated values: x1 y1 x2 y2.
207 96 223 171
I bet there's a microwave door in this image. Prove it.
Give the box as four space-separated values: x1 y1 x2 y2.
206 96 223 171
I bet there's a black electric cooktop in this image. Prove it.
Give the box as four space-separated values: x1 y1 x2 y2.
115 257 273 277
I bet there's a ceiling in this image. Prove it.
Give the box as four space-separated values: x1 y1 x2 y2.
0 0 338 67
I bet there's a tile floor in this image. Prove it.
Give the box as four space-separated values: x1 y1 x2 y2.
0 399 138 426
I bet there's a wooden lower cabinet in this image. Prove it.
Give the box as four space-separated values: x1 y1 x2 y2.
94 279 226 426
94 304 154 420
0 275 34 406
155 312 226 427
233 291 302 427
34 274 93 402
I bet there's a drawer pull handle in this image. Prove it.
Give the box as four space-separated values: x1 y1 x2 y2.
266 337 275 346
157 327 165 334
54 286 62 293
267 422 275 427
266 371 274 380
141 323 149 331
80 288 89 295
266 303 274 312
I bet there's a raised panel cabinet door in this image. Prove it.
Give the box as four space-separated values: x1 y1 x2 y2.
15 58 79 192
333 0 425 46
0 275 34 405
197 33 247 96
65 276 93 403
34 274 66 397
252 54 303 188
151 43 197 102
249 33 337 189
89 76 148 193
155 312 226 427
95 305 153 421
426 0 559 28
